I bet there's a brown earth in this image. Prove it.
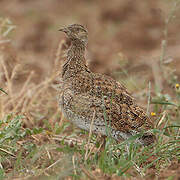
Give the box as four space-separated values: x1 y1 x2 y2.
0 0 179 179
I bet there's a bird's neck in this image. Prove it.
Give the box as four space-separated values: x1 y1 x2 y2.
68 39 86 59
62 39 89 79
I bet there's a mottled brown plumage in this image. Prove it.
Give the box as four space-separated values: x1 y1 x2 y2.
59 24 155 146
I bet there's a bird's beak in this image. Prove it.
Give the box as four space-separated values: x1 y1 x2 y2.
59 27 69 33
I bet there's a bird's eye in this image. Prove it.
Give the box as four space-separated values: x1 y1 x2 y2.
76 28 80 32
70 27 79 33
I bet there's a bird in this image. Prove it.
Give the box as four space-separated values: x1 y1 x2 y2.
58 24 156 146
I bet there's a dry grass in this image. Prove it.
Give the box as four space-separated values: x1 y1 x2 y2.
0 1 180 179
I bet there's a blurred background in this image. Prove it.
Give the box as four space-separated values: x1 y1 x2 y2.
1 0 180 78
0 0 180 119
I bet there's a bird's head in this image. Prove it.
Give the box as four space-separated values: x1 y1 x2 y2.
59 24 88 45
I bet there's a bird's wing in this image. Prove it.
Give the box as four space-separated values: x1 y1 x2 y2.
91 73 154 133
63 71 154 133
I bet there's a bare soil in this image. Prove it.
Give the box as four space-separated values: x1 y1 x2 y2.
0 0 179 179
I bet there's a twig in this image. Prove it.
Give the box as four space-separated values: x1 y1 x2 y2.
146 81 151 115
0 147 16 157
156 111 167 127
45 159 61 171
132 161 145 177
10 64 21 80
81 165 98 180
31 135 40 142
0 39 11 44
0 162 3 169
0 88 8 95
1 57 14 108
72 155 77 175
2 25 16 37
151 59 163 92
52 135 83 146
85 109 96 161
52 135 95 149
46 147 51 160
